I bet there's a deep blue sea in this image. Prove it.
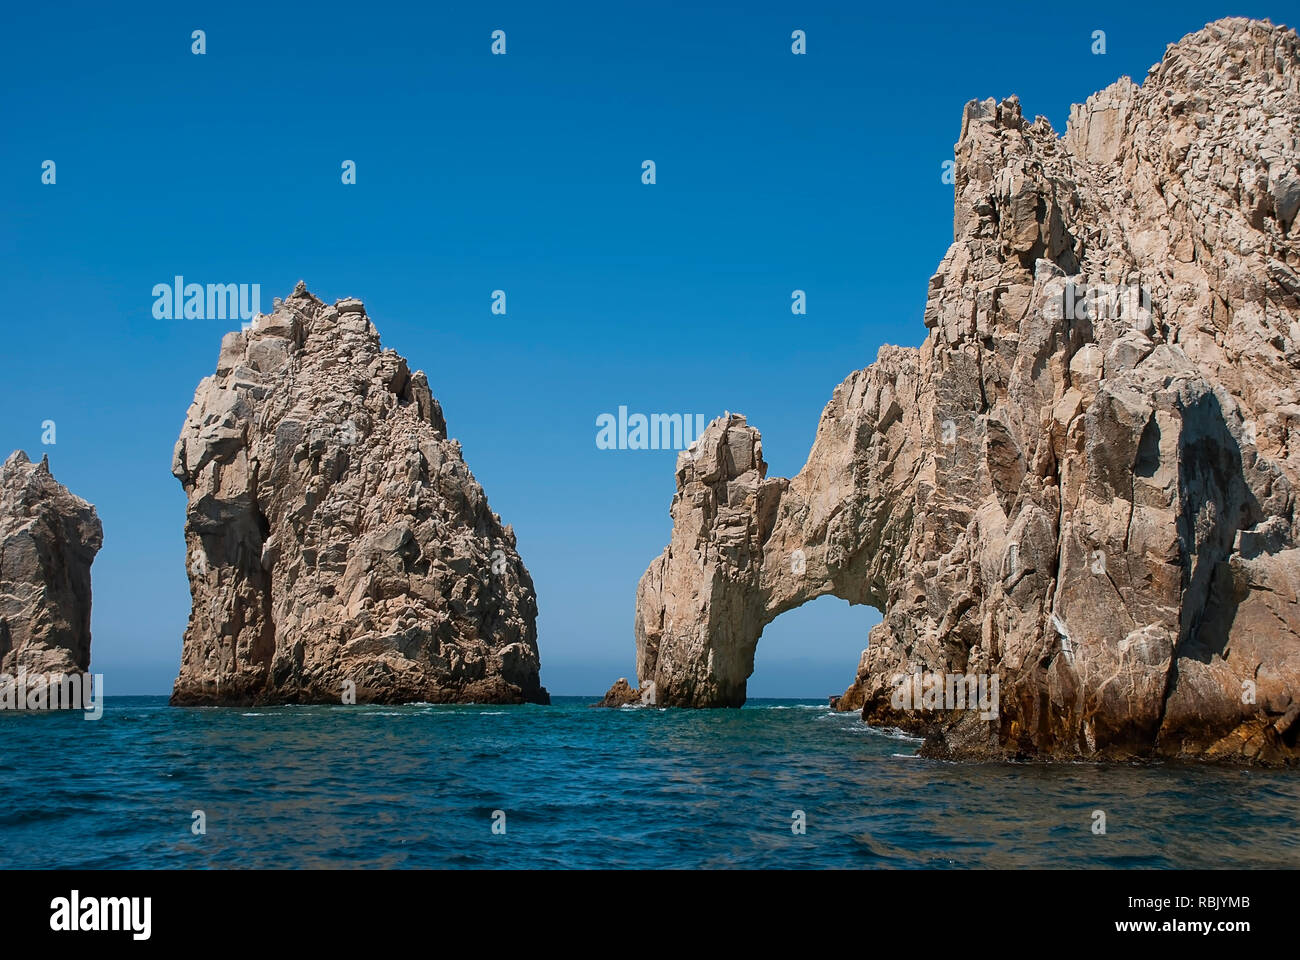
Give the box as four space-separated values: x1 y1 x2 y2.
2 696 1297 869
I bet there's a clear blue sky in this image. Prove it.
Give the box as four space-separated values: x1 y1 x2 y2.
1 1 1285 695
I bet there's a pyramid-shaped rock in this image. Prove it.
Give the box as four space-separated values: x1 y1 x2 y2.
171 283 547 705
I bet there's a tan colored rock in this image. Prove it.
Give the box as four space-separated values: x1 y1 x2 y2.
171 283 547 706
0 451 103 676
593 677 643 707
631 18 1300 764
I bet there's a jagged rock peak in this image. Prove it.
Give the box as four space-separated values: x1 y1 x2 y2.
171 285 547 706
629 18 1300 764
0 451 103 676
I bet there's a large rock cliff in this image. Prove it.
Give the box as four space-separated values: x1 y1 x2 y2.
630 18 1300 764
0 451 103 676
171 283 547 705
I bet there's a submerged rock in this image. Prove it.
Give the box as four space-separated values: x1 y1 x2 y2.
171 283 548 706
631 19 1300 764
0 451 103 676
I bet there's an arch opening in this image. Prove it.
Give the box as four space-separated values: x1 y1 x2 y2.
746 594 881 701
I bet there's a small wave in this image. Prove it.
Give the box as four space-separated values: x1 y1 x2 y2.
868 725 926 742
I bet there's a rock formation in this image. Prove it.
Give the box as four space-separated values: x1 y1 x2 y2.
171 283 548 706
631 18 1300 764
592 677 644 707
0 451 103 676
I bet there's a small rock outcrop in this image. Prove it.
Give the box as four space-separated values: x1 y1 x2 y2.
594 677 643 707
631 19 1300 764
0 451 103 676
171 283 548 705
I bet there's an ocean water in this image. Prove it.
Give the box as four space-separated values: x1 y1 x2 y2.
1 696 1296 869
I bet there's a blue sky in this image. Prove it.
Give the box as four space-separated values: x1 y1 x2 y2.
1 1 1287 695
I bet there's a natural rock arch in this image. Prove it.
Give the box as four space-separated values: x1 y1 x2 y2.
632 19 1300 764
634 396 909 709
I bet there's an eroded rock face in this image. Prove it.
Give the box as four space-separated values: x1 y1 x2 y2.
0 452 103 675
171 283 547 705
633 18 1300 764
